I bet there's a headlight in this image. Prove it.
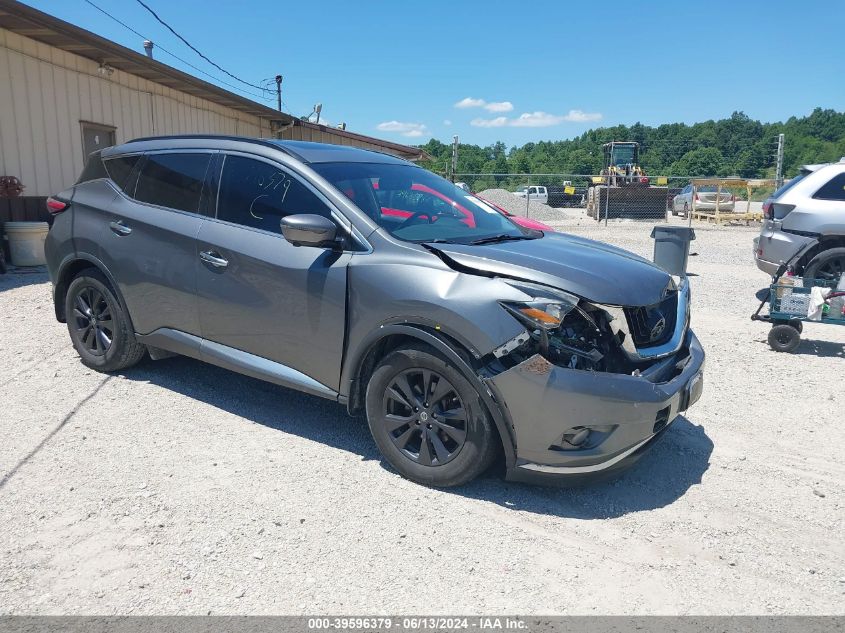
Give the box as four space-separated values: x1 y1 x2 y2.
499 280 580 330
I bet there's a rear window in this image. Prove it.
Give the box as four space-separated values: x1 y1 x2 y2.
104 155 141 193
771 172 807 200
134 153 212 213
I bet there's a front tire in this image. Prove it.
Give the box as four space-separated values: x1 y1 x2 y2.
365 344 497 487
65 269 146 372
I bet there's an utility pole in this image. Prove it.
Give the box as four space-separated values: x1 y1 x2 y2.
450 135 459 182
274 75 283 112
775 133 785 189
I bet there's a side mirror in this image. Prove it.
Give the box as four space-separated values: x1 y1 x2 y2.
280 214 338 248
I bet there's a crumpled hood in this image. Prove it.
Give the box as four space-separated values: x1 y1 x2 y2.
429 231 673 306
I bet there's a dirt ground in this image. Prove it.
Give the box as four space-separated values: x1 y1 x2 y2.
1 219 843 615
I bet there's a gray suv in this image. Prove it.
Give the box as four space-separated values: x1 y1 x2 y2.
755 159 845 279
44 136 704 487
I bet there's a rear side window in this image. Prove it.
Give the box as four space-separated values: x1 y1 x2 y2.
76 151 108 184
215 155 331 234
104 155 141 193
813 172 845 201
134 153 211 213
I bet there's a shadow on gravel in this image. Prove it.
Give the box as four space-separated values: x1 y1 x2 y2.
121 355 380 459
458 416 713 519
123 357 712 519
793 338 845 358
0 267 49 291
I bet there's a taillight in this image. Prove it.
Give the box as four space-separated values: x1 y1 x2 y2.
695 193 700 201
762 201 772 219
731 194 736 202
46 197 69 215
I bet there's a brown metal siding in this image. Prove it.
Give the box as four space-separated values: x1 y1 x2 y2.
0 27 272 196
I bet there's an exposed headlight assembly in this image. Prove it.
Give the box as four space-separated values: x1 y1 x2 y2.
498 280 581 331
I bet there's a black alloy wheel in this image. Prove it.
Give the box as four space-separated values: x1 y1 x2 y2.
804 247 845 283
812 255 845 281
365 344 498 487
72 285 114 356
381 368 467 466
65 268 147 372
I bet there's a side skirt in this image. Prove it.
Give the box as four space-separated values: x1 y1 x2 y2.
137 328 339 401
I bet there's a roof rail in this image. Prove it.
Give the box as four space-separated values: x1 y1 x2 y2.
123 134 294 156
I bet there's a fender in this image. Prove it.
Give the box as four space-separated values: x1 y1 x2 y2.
342 322 517 468
53 252 135 333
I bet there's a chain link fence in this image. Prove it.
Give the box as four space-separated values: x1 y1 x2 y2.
453 173 777 226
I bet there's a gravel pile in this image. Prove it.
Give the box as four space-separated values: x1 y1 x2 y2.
476 188 576 222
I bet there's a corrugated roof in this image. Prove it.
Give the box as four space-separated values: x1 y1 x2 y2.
0 0 427 160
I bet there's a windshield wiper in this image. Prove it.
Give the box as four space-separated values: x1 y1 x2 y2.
469 234 535 245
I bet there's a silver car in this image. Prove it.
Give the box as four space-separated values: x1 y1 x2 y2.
672 185 735 215
754 160 845 279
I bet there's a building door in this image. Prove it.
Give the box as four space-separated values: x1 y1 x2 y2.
80 122 116 158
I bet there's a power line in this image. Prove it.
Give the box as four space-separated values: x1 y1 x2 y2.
133 0 265 91
81 0 273 102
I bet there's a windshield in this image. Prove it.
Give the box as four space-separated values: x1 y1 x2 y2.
610 145 636 166
312 162 538 244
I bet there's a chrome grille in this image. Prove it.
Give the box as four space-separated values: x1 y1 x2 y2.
625 291 678 347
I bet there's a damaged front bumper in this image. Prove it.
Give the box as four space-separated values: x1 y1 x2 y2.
487 329 704 485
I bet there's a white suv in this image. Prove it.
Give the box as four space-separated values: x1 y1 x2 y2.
513 185 548 205
754 159 845 279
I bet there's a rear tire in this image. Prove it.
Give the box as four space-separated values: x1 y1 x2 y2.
365 344 497 487
803 247 845 283
768 324 801 353
65 268 146 372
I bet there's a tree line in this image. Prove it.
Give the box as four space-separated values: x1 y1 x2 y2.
417 108 845 183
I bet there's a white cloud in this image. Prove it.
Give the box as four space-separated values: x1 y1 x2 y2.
470 109 603 128
470 116 509 128
375 120 429 137
443 119 452 126
561 109 603 122
455 97 515 113
509 111 567 127
454 97 486 109
484 101 514 113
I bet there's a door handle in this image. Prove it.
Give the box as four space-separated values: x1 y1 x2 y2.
199 250 229 268
109 220 132 236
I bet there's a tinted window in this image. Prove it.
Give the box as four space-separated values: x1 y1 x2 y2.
134 153 211 213
772 172 807 199
76 151 108 184
216 155 330 233
104 155 141 193
813 172 845 201
313 162 534 244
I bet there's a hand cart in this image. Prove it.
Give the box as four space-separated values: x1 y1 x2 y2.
751 239 845 352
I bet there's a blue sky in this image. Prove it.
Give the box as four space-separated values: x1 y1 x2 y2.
24 0 845 148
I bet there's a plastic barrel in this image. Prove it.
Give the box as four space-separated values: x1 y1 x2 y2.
4 221 49 266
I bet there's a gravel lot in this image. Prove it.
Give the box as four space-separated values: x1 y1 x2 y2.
1 220 843 615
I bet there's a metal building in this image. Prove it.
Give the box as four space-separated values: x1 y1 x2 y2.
0 0 425 210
